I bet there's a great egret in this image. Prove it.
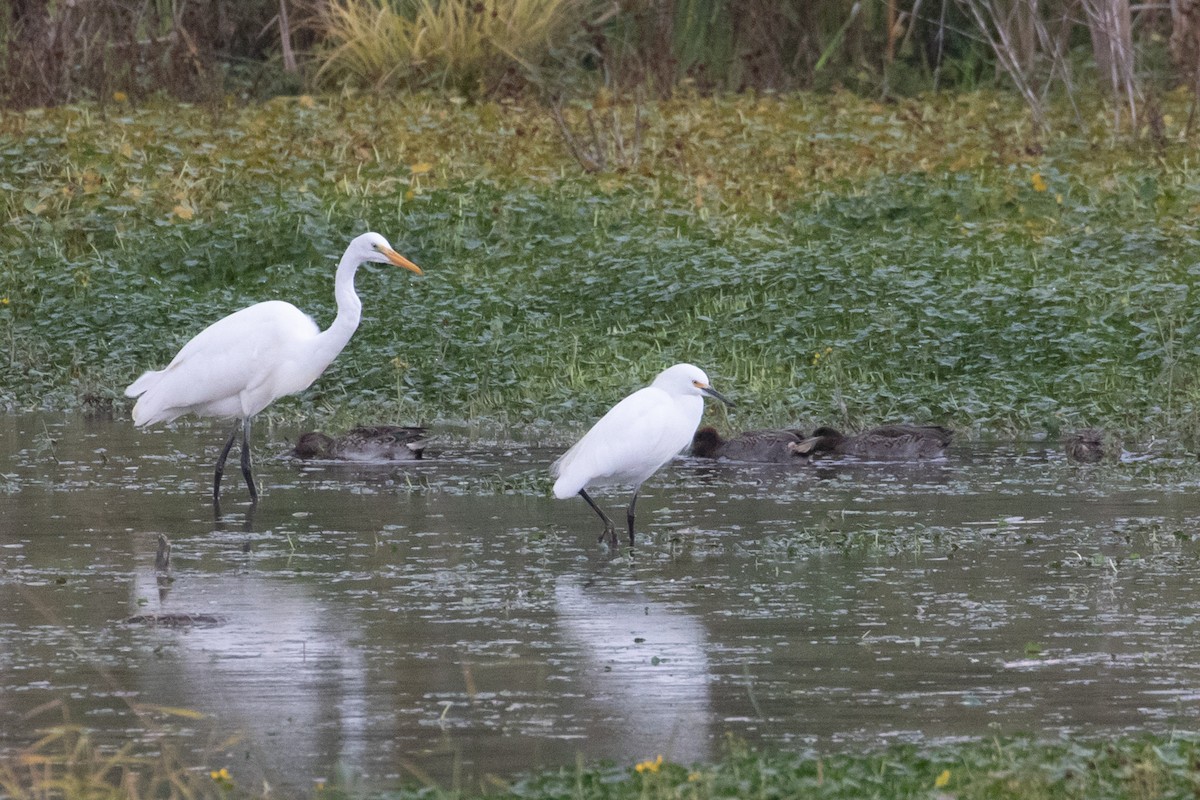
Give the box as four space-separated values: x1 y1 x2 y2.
292 425 427 461
789 424 953 459
690 426 808 463
551 363 733 547
125 232 422 503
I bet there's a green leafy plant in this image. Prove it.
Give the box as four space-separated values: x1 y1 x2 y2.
6 92 1200 441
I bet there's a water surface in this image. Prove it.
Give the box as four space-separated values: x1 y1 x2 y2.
3 414 1200 792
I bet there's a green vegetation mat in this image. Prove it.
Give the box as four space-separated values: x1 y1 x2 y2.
7 730 1200 799
487 735 1200 800
3 91 1199 440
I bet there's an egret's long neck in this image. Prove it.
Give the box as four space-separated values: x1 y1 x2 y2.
312 255 363 366
677 394 704 428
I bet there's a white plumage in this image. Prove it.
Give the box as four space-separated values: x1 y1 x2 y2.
128 300 325 426
125 232 422 504
552 363 732 546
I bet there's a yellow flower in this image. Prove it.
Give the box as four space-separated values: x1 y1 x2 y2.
210 767 231 781
635 754 664 773
0 297 8 305
935 769 951 788
112 91 128 103
1030 172 1048 192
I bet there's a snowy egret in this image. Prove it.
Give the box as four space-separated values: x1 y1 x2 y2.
551 363 733 546
292 425 428 461
690 426 808 463
124 232 422 503
789 424 953 459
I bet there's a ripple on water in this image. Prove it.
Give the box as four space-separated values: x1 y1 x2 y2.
5 418 1200 791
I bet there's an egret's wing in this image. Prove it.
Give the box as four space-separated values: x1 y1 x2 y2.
552 387 691 495
128 301 318 425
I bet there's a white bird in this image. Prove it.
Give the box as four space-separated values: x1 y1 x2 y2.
551 363 733 546
124 232 422 505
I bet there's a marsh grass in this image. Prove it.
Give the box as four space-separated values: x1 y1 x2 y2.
313 0 596 96
5 92 1200 441
0 701 247 800
4 721 1199 800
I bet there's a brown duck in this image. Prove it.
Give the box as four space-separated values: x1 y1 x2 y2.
789 424 953 459
292 425 428 461
691 426 808 463
1063 428 1113 464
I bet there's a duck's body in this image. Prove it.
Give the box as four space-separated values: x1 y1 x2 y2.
690 426 806 463
790 424 953 460
1064 428 1111 464
293 425 428 461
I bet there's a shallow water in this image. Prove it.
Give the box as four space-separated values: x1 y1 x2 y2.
3 414 1200 792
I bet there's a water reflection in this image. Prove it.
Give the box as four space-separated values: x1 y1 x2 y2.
3 414 1200 793
127 557 371 789
553 576 714 764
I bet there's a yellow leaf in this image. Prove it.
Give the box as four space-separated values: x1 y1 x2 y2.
134 702 207 719
112 91 128 103
298 95 316 109
935 769 951 788
410 162 433 175
173 204 194 220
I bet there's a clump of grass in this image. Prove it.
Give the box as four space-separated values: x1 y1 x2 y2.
0 701 249 800
313 0 597 97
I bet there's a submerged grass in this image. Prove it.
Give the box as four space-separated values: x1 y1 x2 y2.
4 91 1200 441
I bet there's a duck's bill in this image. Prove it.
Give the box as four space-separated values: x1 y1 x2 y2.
384 247 423 275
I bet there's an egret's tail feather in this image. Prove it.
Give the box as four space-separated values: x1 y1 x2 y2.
550 447 578 498
125 370 177 427
552 475 581 500
124 370 160 399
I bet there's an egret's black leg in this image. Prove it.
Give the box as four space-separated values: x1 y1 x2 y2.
213 420 241 503
155 533 171 572
626 489 640 546
241 416 258 504
578 489 616 546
